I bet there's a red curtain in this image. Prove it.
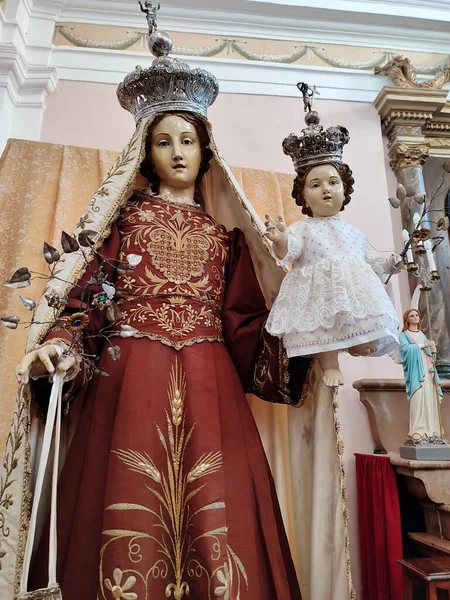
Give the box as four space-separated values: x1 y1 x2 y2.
355 453 403 600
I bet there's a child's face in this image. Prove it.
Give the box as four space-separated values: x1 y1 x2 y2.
303 164 345 217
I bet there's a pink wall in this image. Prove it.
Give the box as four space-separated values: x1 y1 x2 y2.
41 80 406 596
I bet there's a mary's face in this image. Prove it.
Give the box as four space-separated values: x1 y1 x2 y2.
150 115 202 190
407 310 420 327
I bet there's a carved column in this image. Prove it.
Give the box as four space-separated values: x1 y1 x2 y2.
374 86 450 376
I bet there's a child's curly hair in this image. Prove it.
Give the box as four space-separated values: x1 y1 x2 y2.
292 162 355 217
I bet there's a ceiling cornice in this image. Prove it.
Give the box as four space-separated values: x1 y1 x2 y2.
56 0 450 54
48 45 383 103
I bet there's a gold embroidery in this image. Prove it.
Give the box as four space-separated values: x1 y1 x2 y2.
99 358 248 600
104 568 137 600
109 330 223 351
118 198 228 301
121 301 222 338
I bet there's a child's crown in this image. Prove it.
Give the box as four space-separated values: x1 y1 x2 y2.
282 83 350 171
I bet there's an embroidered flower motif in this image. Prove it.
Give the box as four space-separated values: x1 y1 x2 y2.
122 277 136 290
202 223 216 234
97 187 109 197
138 209 155 222
75 213 94 230
104 568 137 599
1 493 13 509
169 210 186 226
66 312 90 332
214 563 231 599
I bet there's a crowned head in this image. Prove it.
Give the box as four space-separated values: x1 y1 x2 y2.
117 3 219 123
139 111 214 204
284 86 354 217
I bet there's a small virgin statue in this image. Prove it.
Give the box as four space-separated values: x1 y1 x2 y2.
400 308 445 443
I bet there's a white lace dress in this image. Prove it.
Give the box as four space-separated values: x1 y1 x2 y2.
266 216 400 358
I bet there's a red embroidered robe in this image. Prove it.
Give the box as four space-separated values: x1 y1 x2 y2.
30 194 308 600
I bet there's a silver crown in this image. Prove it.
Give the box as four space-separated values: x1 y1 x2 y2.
117 2 219 122
282 83 350 171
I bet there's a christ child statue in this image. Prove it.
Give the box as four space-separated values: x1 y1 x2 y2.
265 108 400 387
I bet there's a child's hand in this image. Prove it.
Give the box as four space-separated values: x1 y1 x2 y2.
264 214 287 243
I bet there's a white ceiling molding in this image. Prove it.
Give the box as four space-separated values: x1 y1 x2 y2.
0 40 58 152
0 43 58 105
57 0 450 54
48 45 386 103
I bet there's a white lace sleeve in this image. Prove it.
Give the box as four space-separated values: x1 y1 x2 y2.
365 239 401 278
277 225 304 266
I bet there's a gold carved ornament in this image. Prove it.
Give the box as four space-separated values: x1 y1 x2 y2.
375 56 450 90
389 142 430 172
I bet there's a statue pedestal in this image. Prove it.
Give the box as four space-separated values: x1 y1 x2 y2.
353 378 450 454
400 444 450 461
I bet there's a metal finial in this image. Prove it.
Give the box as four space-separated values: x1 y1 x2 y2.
297 82 321 125
296 82 318 113
138 1 172 57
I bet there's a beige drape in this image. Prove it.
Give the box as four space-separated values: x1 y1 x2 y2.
0 139 354 600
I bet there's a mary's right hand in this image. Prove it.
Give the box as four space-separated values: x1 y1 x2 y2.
16 345 75 385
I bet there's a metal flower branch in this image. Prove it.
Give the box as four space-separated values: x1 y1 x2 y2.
1 228 143 376
387 160 450 294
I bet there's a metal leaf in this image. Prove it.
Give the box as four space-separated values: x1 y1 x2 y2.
78 229 97 247
414 192 426 205
388 197 400 209
120 324 139 338
87 269 107 286
107 346 121 361
19 296 36 311
396 184 406 201
94 368 110 378
102 282 116 300
43 242 61 264
3 267 31 289
127 254 143 268
61 231 79 253
1 316 20 329
106 302 122 323
10 267 31 283
405 184 416 197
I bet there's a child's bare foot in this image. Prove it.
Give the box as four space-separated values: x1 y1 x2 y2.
322 368 344 387
348 342 377 357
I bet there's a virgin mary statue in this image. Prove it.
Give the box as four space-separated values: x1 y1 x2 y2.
0 6 310 600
